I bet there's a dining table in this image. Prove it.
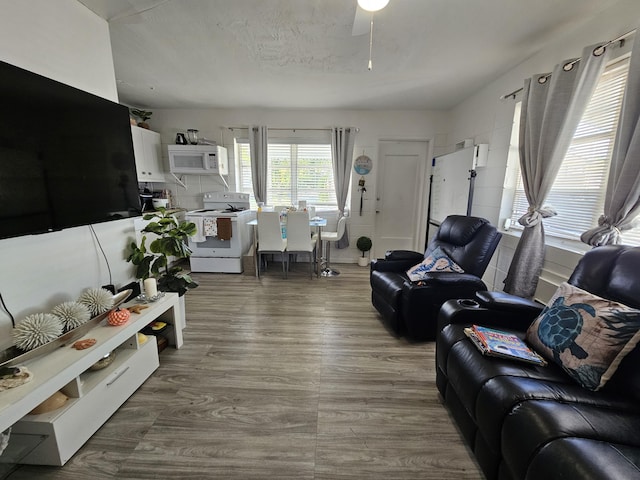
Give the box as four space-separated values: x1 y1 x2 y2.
248 215 327 277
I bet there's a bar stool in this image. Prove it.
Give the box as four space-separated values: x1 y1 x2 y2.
320 216 347 277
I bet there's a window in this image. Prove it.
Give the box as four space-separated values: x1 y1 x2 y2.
510 56 640 245
237 141 336 209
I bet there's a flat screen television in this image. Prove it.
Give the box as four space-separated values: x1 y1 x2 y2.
0 60 141 240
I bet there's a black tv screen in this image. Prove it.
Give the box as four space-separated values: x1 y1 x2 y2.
0 60 141 240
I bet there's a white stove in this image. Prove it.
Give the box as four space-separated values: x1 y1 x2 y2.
192 191 251 216
186 192 255 273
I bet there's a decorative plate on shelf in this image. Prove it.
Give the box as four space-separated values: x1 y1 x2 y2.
136 291 166 303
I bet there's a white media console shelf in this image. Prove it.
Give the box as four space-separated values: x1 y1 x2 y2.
0 292 184 466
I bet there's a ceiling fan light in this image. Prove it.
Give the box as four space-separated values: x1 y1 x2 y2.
357 0 390 12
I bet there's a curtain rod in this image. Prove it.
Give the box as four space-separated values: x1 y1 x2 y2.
500 28 636 100
226 127 359 132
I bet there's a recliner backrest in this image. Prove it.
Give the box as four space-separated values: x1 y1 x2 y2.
568 245 640 399
426 215 501 277
568 245 640 309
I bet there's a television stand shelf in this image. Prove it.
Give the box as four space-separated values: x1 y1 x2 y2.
0 292 184 466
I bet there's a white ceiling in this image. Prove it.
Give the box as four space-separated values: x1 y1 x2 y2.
78 0 620 110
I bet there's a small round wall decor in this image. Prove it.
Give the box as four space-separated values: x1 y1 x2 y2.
354 155 373 175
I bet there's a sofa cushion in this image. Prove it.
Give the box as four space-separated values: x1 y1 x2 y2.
526 282 640 391
443 324 570 423
475 373 639 455
501 400 640 480
525 438 640 480
406 246 464 281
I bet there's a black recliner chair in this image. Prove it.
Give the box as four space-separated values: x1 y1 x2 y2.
370 215 502 340
436 245 640 480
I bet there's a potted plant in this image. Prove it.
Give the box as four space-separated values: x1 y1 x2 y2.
130 108 153 129
356 236 372 267
127 208 198 296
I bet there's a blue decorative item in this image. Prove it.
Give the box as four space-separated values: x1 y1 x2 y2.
536 296 594 362
353 155 372 175
406 246 464 282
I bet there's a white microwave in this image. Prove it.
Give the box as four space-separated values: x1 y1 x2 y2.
168 145 228 175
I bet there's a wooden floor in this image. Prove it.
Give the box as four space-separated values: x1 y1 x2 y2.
7 263 483 480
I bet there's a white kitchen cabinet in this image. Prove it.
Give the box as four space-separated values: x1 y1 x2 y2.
131 125 164 182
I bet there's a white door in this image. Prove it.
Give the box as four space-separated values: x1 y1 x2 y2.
374 141 430 258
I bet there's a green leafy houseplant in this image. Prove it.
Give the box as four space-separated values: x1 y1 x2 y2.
130 108 153 128
127 208 198 296
356 236 372 258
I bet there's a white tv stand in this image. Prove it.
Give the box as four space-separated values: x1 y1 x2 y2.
0 292 184 466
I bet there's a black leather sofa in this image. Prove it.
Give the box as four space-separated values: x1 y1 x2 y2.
436 245 640 480
370 215 501 340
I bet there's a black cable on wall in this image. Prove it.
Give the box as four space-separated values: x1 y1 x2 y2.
0 291 15 328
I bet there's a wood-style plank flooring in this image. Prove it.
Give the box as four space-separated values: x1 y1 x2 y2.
6 263 482 479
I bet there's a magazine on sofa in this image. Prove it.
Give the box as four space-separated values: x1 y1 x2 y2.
464 325 547 366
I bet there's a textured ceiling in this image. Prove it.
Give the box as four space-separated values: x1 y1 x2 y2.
78 0 621 110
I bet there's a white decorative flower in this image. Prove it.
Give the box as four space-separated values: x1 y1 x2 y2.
78 288 114 316
12 313 63 351
52 301 91 332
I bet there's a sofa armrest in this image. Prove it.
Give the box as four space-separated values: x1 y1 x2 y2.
384 250 424 262
404 271 486 289
370 250 423 273
399 272 489 340
475 291 544 315
437 297 540 334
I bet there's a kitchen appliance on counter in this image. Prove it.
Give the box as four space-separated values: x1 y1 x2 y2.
186 192 255 273
139 192 154 212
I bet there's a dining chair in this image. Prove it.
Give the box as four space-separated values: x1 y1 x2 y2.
320 215 347 277
257 211 287 278
273 206 289 214
285 211 317 278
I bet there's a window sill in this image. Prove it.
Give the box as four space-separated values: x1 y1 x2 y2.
500 227 591 256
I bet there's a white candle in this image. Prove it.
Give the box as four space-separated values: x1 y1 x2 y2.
144 278 158 298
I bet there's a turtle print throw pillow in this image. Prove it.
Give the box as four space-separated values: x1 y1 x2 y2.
526 282 640 391
406 246 464 282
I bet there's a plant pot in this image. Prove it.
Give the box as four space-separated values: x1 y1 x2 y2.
357 257 369 267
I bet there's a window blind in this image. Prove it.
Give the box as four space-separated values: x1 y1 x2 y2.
237 142 336 208
511 57 638 244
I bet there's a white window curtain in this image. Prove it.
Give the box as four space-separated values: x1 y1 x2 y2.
510 57 630 241
331 127 356 248
504 44 611 298
582 29 640 246
249 126 268 204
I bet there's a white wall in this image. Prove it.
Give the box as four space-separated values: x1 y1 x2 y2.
0 0 137 347
2 0 633 340
148 108 450 264
0 0 117 101
447 0 640 297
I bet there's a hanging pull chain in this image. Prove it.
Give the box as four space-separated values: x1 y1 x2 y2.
368 14 374 70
